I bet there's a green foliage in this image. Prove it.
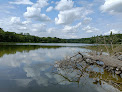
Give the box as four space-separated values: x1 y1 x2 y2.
0 28 66 43
65 34 122 44
0 28 121 43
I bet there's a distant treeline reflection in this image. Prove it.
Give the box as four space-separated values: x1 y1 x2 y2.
0 45 61 57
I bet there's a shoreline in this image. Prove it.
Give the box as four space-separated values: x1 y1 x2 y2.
84 53 122 75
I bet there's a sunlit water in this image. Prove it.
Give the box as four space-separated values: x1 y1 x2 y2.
0 43 121 92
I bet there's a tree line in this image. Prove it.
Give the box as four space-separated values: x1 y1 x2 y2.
0 28 65 43
0 28 122 44
65 32 122 44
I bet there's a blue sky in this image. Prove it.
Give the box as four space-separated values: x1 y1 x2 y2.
0 0 122 38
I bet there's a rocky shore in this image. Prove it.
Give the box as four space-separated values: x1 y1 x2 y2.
53 52 122 91
54 52 122 76
85 52 122 76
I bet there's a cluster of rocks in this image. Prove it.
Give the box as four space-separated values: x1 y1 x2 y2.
85 58 104 66
103 65 122 75
113 52 122 61
85 58 122 76
55 52 122 77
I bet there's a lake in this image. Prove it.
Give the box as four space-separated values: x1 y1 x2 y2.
0 43 121 92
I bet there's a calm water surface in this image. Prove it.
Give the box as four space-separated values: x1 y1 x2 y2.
0 43 121 92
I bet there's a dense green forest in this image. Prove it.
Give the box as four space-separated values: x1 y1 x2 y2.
0 28 122 44
65 33 122 44
0 28 65 43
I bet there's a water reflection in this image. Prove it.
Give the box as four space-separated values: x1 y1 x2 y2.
0 44 121 92
0 45 62 58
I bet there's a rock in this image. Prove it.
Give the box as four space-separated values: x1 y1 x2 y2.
121 67 122 71
118 55 122 61
120 74 122 78
96 61 104 66
92 60 96 63
111 70 115 73
109 67 114 70
105 66 109 70
115 70 121 75
103 65 106 69
86 59 92 64
107 67 113 71
116 66 121 71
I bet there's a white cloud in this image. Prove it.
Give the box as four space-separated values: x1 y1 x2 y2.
33 0 49 8
104 29 120 35
10 17 31 26
18 26 27 30
22 20 31 25
46 6 53 12
55 7 92 25
0 17 47 36
31 24 46 32
55 0 74 11
54 0 93 25
24 7 41 17
9 0 33 5
10 17 21 24
83 17 92 24
82 26 99 33
100 0 122 14
63 22 82 33
46 22 82 38
46 27 79 38
23 0 50 22
55 7 93 25
24 7 50 21
47 28 56 33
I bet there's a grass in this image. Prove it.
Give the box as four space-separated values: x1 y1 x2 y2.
83 44 122 55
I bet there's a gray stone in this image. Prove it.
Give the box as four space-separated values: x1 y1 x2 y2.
121 67 122 71
120 74 122 78
92 60 96 63
118 55 122 61
109 67 114 70
86 59 92 63
116 66 121 71
103 65 106 69
105 66 109 70
115 70 121 75
111 70 115 73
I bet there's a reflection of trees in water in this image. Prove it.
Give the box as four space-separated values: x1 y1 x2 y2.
52 53 122 91
0 45 61 57
0 45 40 57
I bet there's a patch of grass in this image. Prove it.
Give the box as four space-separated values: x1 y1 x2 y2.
84 44 122 55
